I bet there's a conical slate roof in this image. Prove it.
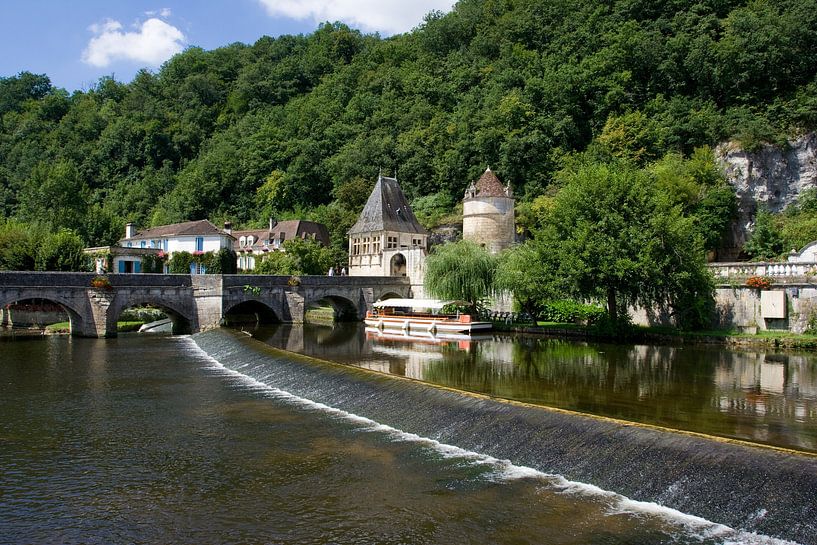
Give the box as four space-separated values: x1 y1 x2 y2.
349 175 427 235
472 167 510 198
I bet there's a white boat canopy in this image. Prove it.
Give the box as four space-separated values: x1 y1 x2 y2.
372 298 468 310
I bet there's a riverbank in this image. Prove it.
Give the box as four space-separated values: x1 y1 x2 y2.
491 321 817 350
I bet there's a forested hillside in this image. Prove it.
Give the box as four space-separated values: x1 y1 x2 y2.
1 0 816 254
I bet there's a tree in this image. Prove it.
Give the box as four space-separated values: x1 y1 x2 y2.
506 160 712 328
35 229 87 272
744 209 784 260
255 237 333 275
424 240 498 311
0 219 43 270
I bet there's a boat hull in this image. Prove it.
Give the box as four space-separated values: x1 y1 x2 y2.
364 316 492 334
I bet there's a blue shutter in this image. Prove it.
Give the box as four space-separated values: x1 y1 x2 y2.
190 263 197 275
118 261 126 273
196 237 204 252
134 261 142 273
200 264 206 274
140 240 146 248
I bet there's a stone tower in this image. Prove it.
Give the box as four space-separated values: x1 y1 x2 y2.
462 167 515 254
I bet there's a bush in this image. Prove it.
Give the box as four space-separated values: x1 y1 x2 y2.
538 300 606 324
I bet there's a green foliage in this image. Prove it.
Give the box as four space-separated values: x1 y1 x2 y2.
649 147 736 251
167 251 194 274
538 300 606 325
254 237 333 275
2 0 815 242
139 253 165 274
777 189 817 253
424 240 498 309
745 209 785 260
502 159 713 329
412 192 455 228
35 229 87 271
166 248 237 274
0 219 43 270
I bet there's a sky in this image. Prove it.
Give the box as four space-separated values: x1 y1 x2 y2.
0 0 457 92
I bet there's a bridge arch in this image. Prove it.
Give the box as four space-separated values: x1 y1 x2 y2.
375 291 403 303
0 292 88 335
108 295 194 335
223 299 280 327
306 294 360 322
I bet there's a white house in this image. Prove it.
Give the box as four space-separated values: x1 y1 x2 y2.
87 220 235 274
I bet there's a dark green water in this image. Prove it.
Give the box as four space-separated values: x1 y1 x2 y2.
0 334 798 544
253 323 817 453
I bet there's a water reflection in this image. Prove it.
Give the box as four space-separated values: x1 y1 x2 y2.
252 323 817 453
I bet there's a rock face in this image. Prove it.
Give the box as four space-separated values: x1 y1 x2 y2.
716 133 817 256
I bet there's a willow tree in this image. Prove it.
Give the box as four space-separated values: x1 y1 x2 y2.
423 240 498 312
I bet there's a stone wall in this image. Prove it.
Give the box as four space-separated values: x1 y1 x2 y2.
631 282 817 333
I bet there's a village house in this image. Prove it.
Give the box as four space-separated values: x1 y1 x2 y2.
87 219 235 274
232 219 331 271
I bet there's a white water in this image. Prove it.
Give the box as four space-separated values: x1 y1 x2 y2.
184 337 801 545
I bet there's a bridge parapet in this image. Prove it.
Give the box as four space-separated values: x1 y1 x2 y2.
0 272 412 336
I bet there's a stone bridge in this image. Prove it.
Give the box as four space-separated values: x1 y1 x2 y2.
0 272 410 337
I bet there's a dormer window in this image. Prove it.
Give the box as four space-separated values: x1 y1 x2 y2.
247 235 255 246
239 236 246 247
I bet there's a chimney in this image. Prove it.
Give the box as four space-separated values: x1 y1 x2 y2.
223 221 232 234
125 222 136 239
269 218 277 231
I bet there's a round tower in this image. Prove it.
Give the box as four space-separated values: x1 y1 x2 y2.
462 167 515 254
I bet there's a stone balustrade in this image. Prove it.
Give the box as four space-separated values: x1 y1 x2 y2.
707 261 817 279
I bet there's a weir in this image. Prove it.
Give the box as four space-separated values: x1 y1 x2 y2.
195 328 817 545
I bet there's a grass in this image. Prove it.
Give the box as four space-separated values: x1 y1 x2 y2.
496 320 817 349
45 321 146 334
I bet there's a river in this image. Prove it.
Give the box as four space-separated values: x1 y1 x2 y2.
1 330 815 544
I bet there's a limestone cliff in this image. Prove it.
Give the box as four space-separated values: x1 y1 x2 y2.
716 133 817 256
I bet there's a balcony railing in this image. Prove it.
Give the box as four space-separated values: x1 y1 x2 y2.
707 261 817 279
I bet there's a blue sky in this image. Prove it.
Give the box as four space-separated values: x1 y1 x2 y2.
0 0 456 92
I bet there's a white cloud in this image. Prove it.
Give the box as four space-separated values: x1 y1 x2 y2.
145 8 173 18
256 0 456 34
82 16 185 68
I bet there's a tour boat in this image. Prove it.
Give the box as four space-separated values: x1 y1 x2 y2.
365 298 492 335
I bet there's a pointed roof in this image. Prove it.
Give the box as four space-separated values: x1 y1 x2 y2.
470 167 511 198
349 175 427 235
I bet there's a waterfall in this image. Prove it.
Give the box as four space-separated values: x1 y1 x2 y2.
194 328 817 544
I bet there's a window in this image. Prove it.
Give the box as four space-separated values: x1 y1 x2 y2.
140 240 146 248
163 239 168 251
412 237 423 247
373 237 381 253
195 237 204 252
248 235 255 246
279 232 286 242
239 236 246 247
387 236 398 249
363 237 370 254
